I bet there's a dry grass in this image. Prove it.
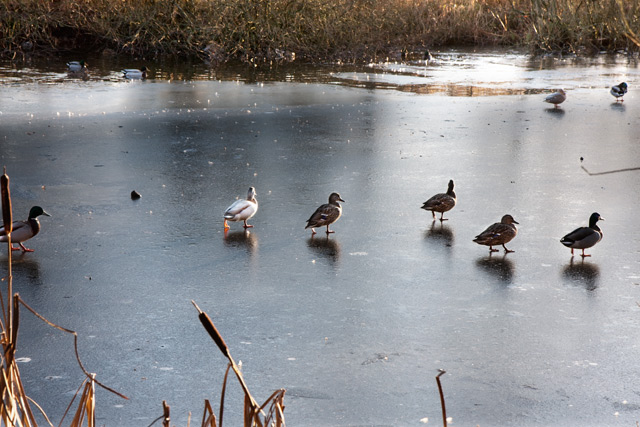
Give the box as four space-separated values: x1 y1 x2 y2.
1 0 640 62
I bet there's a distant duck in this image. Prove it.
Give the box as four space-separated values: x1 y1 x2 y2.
122 67 148 79
560 212 604 257
544 89 566 108
67 61 87 73
0 206 50 252
473 214 519 253
424 49 433 63
305 192 345 235
224 187 258 230
610 82 628 102
421 179 456 221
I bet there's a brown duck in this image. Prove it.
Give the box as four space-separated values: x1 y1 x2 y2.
421 179 457 221
305 192 345 235
473 214 519 253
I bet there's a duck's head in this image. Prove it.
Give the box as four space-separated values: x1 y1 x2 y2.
589 212 604 226
329 192 345 204
501 214 518 225
619 82 628 90
247 187 257 200
447 179 455 191
28 206 51 219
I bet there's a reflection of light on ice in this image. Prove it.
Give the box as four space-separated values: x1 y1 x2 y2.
349 252 368 256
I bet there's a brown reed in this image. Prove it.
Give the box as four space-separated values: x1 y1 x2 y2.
192 300 286 427
1 0 639 62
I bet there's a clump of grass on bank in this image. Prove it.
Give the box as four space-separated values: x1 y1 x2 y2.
1 0 640 62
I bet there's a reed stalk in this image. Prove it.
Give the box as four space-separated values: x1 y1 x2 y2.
192 300 286 427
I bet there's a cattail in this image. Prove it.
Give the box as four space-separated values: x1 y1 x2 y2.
1 167 12 234
192 300 231 360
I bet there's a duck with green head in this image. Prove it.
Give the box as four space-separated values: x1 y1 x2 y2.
0 206 50 252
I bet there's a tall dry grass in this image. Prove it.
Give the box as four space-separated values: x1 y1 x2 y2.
1 0 639 62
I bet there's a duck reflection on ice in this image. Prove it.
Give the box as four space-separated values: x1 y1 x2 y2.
11 255 42 286
307 235 341 264
475 254 515 284
223 229 258 254
424 220 454 248
562 258 599 291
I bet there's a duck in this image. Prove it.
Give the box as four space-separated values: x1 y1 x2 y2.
305 192 345 235
473 214 519 253
224 187 258 230
560 212 604 257
0 206 51 252
67 60 87 73
122 67 148 80
544 89 566 108
421 179 456 221
610 82 628 102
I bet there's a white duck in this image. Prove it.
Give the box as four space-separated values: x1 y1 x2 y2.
223 187 258 230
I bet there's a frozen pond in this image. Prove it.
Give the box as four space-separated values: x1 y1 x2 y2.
1 49 640 426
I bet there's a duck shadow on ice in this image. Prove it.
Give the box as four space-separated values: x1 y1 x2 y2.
475 254 515 284
610 102 626 112
307 235 341 264
223 229 258 253
562 258 599 291
424 220 454 248
3 255 43 286
544 107 566 117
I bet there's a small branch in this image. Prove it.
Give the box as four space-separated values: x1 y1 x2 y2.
436 369 447 427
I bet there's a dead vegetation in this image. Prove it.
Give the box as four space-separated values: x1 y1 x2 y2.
1 0 640 62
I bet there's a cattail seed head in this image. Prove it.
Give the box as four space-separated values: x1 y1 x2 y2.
1 167 12 233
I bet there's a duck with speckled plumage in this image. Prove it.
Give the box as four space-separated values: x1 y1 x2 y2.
421 179 456 221
305 192 345 235
473 214 519 253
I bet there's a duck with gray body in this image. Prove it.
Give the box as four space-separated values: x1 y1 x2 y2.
544 89 566 108
305 192 345 235
560 212 604 257
122 66 148 79
0 206 51 252
421 179 456 221
473 214 519 253
610 82 628 102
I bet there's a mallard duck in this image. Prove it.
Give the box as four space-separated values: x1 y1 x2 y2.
0 206 50 252
421 179 456 221
473 214 519 253
122 67 148 79
67 61 87 72
224 187 258 230
560 212 604 257
305 192 345 235
610 82 628 102
544 89 566 108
